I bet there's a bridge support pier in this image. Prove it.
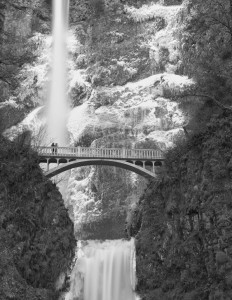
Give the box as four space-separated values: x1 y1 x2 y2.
152 161 155 173
46 159 49 171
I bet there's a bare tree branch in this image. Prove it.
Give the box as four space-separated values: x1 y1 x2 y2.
178 93 232 112
209 15 232 37
0 76 12 86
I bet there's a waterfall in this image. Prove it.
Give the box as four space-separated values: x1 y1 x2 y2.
65 239 137 300
47 0 69 146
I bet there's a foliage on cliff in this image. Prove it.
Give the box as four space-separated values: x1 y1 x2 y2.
0 134 75 300
181 0 232 111
130 112 232 300
128 2 232 299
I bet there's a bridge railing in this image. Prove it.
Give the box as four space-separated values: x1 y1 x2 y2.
37 146 164 160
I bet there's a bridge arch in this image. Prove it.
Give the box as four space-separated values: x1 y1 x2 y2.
44 159 158 180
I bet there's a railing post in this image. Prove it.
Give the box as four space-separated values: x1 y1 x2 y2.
37 146 165 165
122 148 126 158
77 146 81 157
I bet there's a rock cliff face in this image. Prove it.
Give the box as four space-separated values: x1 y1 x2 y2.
65 0 193 238
2 2 232 299
0 134 75 300
0 0 51 132
2 0 195 238
129 112 232 299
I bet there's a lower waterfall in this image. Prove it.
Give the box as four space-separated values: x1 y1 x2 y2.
65 239 137 300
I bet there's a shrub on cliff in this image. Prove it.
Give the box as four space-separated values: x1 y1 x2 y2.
91 0 105 15
0 133 75 299
181 0 232 108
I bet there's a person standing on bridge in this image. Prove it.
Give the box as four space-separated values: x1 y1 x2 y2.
54 143 58 154
51 143 55 154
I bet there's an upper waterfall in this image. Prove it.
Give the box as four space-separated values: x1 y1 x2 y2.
47 0 70 146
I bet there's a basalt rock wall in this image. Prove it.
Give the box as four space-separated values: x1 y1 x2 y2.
129 112 232 300
0 134 76 300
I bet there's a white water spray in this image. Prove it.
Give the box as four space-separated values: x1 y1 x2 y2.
66 239 137 300
47 0 69 146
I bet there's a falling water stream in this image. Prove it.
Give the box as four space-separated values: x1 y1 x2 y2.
49 2 138 299
65 239 137 300
47 0 69 146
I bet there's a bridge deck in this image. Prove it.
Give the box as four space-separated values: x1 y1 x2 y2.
37 146 164 161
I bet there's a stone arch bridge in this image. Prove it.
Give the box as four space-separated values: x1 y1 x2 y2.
37 146 165 180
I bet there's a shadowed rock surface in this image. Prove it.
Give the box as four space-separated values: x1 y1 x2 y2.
128 112 232 299
0 134 75 300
